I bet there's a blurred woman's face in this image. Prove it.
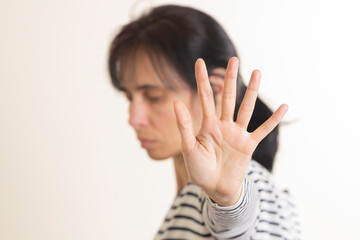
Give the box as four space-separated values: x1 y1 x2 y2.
120 51 202 160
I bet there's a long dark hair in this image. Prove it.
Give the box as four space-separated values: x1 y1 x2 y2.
108 4 279 172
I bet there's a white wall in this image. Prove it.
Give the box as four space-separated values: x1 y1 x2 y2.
0 0 359 239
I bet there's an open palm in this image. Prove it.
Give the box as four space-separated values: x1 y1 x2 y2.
173 57 288 206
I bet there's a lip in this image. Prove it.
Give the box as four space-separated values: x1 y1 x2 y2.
139 139 156 148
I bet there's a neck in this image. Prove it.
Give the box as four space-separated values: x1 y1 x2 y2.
173 153 190 193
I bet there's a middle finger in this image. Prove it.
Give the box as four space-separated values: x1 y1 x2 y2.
220 57 239 121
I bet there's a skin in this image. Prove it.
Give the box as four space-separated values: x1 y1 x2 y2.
122 50 288 207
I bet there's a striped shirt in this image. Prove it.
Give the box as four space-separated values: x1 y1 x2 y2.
154 160 301 240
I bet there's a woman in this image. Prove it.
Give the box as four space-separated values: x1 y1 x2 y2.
108 4 301 240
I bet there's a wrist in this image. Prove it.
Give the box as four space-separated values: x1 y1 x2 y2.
208 182 244 207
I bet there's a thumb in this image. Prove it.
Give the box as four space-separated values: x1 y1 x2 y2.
173 100 196 152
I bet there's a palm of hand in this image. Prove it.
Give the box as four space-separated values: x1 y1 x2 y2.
173 57 288 206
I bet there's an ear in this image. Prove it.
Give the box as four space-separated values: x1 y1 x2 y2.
208 67 226 119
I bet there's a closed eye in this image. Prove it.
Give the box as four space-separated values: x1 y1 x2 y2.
144 89 164 103
145 95 162 102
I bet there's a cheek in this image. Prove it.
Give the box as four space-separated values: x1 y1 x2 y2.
150 103 180 136
158 108 181 138
149 106 183 157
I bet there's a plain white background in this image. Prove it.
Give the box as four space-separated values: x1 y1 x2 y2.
0 0 359 239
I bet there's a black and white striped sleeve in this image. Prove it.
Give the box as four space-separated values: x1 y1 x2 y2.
202 176 260 239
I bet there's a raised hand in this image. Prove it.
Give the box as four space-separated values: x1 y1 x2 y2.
173 57 288 206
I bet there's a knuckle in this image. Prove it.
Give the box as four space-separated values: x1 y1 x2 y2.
182 120 192 130
239 102 253 113
269 116 278 127
199 88 212 98
263 119 276 133
222 91 235 101
263 124 272 133
226 71 237 79
179 116 192 130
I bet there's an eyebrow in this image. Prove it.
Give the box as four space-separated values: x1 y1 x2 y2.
119 84 164 92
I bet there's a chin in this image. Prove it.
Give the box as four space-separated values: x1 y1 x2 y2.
145 150 169 160
145 148 178 161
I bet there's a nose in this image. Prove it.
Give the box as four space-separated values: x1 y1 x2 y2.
128 99 149 129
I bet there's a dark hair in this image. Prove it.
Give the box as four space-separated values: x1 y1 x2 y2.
108 4 279 172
